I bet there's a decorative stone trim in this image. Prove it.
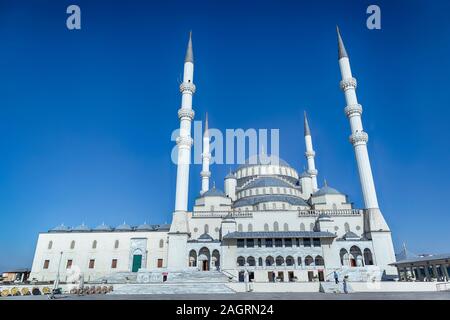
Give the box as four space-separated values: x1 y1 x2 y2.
340 77 357 91
201 153 211 160
344 104 363 117
176 136 193 147
307 169 318 176
179 82 196 94
305 150 316 158
200 171 211 177
349 131 369 145
178 108 195 120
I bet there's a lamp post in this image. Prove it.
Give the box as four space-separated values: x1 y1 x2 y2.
51 251 63 299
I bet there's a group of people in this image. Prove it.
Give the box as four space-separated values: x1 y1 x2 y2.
333 271 348 294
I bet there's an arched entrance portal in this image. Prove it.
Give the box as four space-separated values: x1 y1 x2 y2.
198 247 210 271
212 249 220 270
189 250 197 267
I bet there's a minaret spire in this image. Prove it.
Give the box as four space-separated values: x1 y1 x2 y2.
303 111 318 191
200 113 211 195
337 26 396 275
168 32 196 269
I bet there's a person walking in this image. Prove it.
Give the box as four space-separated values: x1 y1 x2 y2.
333 271 339 284
343 276 348 294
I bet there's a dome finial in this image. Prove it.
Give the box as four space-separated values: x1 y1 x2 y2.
185 31 194 63
324 178 328 187
336 25 348 59
304 111 311 136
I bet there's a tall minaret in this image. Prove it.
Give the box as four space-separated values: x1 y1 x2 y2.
168 32 196 269
304 111 318 191
200 113 211 194
336 26 396 276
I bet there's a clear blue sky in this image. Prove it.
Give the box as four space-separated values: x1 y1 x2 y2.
0 0 449 271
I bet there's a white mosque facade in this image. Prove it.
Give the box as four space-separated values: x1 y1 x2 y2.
29 28 397 284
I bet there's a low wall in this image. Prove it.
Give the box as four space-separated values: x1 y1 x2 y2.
226 282 320 293
349 281 441 292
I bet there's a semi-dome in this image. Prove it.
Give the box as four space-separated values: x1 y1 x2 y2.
73 223 90 232
198 233 214 241
312 185 342 197
242 176 294 190
136 222 152 231
94 223 112 232
50 223 71 232
225 172 236 179
299 171 311 179
202 187 227 197
115 222 132 231
232 194 309 208
341 231 360 240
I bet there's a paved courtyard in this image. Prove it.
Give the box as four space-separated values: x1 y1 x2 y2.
2 291 450 300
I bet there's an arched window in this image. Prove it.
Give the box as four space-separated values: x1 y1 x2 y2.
340 248 349 266
282 203 286 210
283 223 289 231
48 241 53 250
204 224 209 234
189 250 197 267
92 240 97 249
286 256 294 266
237 256 245 267
350 246 363 267
265 256 274 267
210 205 215 211
300 223 305 231
272 203 276 209
263 203 267 210
255 189 259 195
159 239 164 248
264 223 269 231
273 222 279 231
247 256 256 266
304 255 314 266
247 224 253 232
276 256 285 266
270 187 273 194
315 255 324 266
70 240 75 249
258 257 263 266
249 189 253 196
344 222 350 233
332 204 337 211
238 224 243 232
297 257 302 266
310 223 315 231
114 240 119 249
263 188 266 194
364 248 374 265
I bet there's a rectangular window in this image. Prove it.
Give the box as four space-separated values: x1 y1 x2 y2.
296 238 300 247
275 238 283 247
284 238 292 247
237 239 245 248
313 238 321 247
246 239 254 248
43 260 50 269
89 259 95 269
257 239 262 247
66 259 73 269
265 239 273 247
303 238 311 247
111 259 117 269
157 259 163 268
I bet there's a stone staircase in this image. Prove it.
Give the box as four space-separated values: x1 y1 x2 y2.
93 272 137 284
319 282 354 294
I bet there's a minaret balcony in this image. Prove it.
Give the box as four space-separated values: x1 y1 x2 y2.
305 150 316 158
340 77 357 91
179 82 196 94
176 136 194 148
178 108 195 120
307 169 318 176
344 104 363 118
200 171 211 178
349 131 369 145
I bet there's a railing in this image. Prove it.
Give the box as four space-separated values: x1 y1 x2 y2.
221 269 237 281
298 209 362 217
192 211 253 218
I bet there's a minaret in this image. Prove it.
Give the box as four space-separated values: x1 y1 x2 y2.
336 26 396 276
168 32 196 269
200 113 211 194
304 111 318 191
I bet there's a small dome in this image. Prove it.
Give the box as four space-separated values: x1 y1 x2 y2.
50 223 71 232
198 233 214 241
203 187 227 197
342 231 359 240
136 222 152 231
225 172 236 179
115 222 132 231
318 213 332 221
312 185 342 197
94 223 112 232
299 171 310 179
238 154 291 170
73 223 90 232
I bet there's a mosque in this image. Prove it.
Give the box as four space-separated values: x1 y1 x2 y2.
29 27 398 285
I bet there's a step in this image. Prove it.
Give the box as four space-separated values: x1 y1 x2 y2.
109 283 235 295
319 282 353 294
